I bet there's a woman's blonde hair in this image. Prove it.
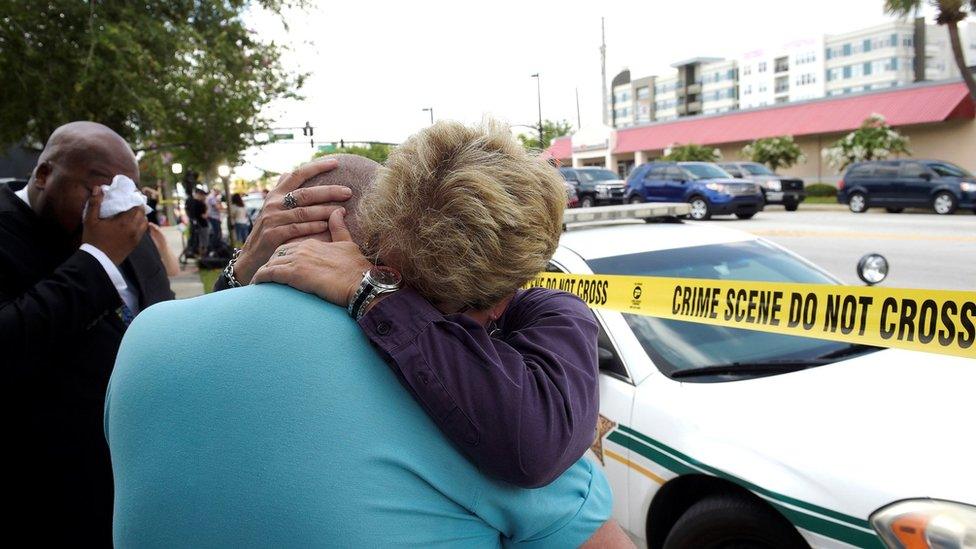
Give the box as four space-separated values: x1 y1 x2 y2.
358 119 565 311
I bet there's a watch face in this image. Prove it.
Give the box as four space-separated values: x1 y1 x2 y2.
370 265 402 287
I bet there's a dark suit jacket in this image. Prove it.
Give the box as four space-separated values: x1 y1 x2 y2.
0 184 174 545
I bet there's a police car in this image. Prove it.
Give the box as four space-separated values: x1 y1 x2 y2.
554 204 975 549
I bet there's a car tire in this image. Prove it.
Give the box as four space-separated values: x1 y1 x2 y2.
932 192 957 215
579 195 595 208
688 197 711 220
848 192 868 213
885 207 904 213
735 212 756 219
629 196 644 205
784 202 799 212
663 495 807 549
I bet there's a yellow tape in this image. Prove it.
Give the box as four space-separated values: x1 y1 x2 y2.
525 273 976 359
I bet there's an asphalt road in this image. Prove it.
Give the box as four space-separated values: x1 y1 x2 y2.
694 205 975 291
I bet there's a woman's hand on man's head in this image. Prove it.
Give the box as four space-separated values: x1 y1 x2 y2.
251 207 371 308
232 158 352 284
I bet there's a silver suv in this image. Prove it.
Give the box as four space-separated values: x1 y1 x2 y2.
719 162 805 211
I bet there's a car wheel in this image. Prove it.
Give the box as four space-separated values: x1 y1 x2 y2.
932 192 957 215
735 212 756 219
663 495 807 549
784 202 799 212
688 197 711 220
579 195 595 208
628 196 643 205
885 207 904 213
848 192 868 213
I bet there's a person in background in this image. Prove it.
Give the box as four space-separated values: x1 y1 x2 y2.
148 223 180 277
142 186 160 225
0 121 174 545
206 187 223 249
184 187 209 257
230 192 250 245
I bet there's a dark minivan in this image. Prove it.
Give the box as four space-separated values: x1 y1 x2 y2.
838 159 976 215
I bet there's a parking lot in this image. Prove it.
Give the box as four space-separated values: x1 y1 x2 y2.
715 205 976 290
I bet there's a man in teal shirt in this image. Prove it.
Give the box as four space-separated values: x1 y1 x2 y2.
106 278 612 547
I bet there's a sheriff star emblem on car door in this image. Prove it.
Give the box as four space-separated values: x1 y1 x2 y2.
590 414 617 465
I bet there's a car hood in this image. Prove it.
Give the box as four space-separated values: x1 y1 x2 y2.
675 349 976 517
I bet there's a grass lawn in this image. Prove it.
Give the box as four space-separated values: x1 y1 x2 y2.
199 268 222 294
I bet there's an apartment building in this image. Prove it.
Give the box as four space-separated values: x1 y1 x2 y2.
739 37 825 109
606 18 975 128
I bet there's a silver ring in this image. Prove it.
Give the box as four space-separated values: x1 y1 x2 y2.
282 192 298 210
276 248 288 257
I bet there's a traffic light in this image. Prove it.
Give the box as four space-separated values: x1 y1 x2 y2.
302 121 313 137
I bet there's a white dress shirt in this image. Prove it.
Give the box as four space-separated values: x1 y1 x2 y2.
15 186 139 314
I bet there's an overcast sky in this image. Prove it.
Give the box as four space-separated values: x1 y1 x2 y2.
237 0 935 179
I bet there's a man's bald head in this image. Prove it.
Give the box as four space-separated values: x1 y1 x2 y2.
299 154 379 243
29 121 139 238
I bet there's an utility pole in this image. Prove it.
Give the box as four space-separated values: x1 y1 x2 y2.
600 17 608 126
422 107 434 125
575 87 582 129
531 74 543 149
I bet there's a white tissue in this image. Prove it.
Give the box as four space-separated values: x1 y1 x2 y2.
84 174 152 220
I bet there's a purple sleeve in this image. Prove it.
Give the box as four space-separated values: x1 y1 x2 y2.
358 286 600 488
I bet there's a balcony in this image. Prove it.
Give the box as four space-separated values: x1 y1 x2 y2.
686 82 702 94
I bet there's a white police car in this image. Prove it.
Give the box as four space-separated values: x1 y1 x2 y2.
553 205 975 549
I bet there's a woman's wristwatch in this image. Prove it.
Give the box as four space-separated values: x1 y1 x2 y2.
348 265 402 320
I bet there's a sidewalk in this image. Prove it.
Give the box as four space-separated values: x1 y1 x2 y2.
159 225 205 299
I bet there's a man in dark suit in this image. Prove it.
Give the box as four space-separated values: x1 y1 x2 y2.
0 121 174 545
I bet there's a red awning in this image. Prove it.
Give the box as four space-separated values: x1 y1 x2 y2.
543 136 572 161
614 82 974 154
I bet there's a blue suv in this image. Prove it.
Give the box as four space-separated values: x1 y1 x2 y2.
625 161 764 220
838 159 976 215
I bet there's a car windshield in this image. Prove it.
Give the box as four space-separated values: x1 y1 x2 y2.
579 169 620 182
742 163 774 176
586 240 879 378
928 162 972 178
681 163 731 180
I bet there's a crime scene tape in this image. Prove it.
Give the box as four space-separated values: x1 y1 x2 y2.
525 273 976 359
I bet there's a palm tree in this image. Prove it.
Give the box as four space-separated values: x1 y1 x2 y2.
884 0 976 102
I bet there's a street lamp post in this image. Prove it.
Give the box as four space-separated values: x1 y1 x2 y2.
217 164 233 247
169 162 183 225
531 74 543 149
422 107 434 125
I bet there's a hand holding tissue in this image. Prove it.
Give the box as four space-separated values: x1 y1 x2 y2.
84 175 152 220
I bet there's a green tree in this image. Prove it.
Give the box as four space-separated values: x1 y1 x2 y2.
0 1 306 176
884 0 976 102
741 136 806 171
822 114 910 169
312 143 392 164
517 119 574 150
661 143 721 162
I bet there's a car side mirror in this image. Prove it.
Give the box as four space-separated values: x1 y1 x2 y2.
857 253 889 286
598 346 617 369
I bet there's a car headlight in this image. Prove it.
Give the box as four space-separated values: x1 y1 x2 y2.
767 180 782 191
871 499 976 549
705 182 728 193
960 182 976 192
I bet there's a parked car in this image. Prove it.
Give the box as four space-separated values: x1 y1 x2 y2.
559 167 626 207
719 161 805 211
625 161 764 220
837 159 976 215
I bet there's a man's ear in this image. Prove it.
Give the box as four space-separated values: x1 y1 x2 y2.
33 161 52 190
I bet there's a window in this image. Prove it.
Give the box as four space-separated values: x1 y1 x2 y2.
665 167 686 180
874 164 899 178
863 61 872 76
843 65 852 78
743 65 752 76
637 86 650 99
889 33 897 47
848 164 875 177
887 57 899 71
743 84 752 94
903 36 913 47
863 38 872 53
929 162 973 177
774 56 789 73
842 43 851 56
758 62 767 73
898 162 929 179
